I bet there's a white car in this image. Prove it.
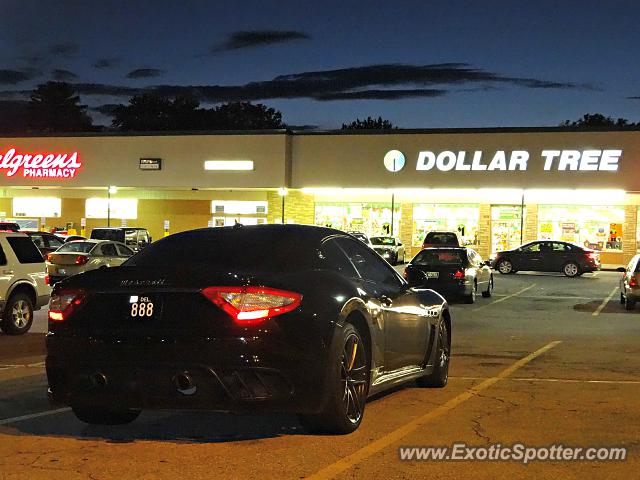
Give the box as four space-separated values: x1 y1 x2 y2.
0 232 51 335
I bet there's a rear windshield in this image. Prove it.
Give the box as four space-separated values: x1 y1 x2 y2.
57 242 95 254
371 237 395 246
424 232 458 245
413 250 465 266
91 229 125 242
125 228 318 272
6 236 44 263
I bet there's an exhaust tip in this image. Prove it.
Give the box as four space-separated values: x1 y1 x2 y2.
90 372 108 389
173 372 197 396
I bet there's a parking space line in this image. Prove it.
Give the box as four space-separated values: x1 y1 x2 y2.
475 284 536 310
0 407 71 426
453 376 640 385
306 340 561 480
592 286 618 316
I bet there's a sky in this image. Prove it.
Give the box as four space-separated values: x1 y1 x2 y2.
0 0 639 129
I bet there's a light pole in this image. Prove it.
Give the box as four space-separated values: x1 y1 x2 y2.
278 188 288 224
107 186 117 227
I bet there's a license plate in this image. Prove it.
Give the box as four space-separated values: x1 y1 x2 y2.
426 272 439 278
128 295 157 319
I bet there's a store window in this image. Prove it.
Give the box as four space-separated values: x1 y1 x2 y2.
315 203 400 236
85 198 138 219
412 204 479 247
212 217 266 227
538 205 623 251
211 201 267 215
491 206 523 253
13 197 61 218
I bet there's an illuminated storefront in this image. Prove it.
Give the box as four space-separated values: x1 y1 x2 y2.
0 128 639 267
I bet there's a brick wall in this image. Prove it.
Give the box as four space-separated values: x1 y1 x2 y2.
523 204 538 243
267 190 315 225
623 204 637 264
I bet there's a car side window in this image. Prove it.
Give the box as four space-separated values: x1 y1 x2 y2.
30 234 45 249
47 235 64 249
521 243 541 253
552 242 568 252
7 237 44 263
468 249 482 266
335 237 404 292
116 244 134 257
100 243 118 256
0 244 7 266
320 239 359 277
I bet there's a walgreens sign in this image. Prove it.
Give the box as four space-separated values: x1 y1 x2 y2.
0 148 82 178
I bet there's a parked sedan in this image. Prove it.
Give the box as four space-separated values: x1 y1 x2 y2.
618 254 640 310
370 236 406 265
404 247 493 303
422 231 461 249
46 240 134 285
46 225 451 434
492 240 600 277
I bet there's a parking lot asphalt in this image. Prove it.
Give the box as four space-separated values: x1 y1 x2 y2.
0 270 638 479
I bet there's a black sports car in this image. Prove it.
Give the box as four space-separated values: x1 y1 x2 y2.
46 225 451 434
404 247 493 303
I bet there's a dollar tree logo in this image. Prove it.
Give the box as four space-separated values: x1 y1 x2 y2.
383 150 405 172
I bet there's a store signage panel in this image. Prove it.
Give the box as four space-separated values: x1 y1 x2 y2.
386 149 622 173
0 148 82 178
139 158 162 170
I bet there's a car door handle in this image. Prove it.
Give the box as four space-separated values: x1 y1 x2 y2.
2 269 13 275
380 295 393 307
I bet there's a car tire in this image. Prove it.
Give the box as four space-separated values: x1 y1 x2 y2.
497 259 513 275
71 405 141 425
620 292 626 305
625 295 636 311
298 323 369 435
464 282 476 304
0 293 34 335
563 262 580 278
416 319 450 388
482 276 493 298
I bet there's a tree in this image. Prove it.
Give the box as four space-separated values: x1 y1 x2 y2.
28 82 93 132
111 95 285 131
341 116 395 130
212 101 285 130
560 113 636 128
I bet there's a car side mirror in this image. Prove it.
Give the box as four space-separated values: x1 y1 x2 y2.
407 268 427 288
616 267 626 273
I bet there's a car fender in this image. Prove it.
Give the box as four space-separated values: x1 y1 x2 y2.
5 279 38 306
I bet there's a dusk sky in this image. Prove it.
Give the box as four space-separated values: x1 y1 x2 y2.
1 0 639 128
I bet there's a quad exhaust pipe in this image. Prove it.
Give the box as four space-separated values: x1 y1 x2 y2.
173 372 197 396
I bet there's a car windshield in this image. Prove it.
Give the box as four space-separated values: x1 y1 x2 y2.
425 233 457 244
57 242 95 254
370 237 395 246
91 229 125 242
414 250 465 266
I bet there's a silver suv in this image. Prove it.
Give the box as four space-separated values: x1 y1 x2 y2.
0 232 51 335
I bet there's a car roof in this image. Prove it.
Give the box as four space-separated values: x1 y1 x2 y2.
167 224 345 244
0 231 28 236
420 247 467 251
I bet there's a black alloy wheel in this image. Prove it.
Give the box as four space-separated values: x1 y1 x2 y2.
416 319 450 388
298 323 369 434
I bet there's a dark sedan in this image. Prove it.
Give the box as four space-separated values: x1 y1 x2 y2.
25 231 65 256
404 247 493 303
492 240 600 277
46 225 451 434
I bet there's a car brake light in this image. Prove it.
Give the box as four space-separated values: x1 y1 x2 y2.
44 274 50 285
630 276 638 287
201 286 302 324
75 255 89 265
586 252 598 260
454 270 464 279
48 289 86 322
46 253 52 262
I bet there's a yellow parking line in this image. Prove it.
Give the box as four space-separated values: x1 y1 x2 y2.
475 284 536 310
305 340 562 480
592 286 618 316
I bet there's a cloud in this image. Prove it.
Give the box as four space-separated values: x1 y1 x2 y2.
126 68 164 79
49 42 78 57
0 69 38 85
52 69 78 81
210 30 310 53
0 63 590 107
93 57 122 69
628 96 640 100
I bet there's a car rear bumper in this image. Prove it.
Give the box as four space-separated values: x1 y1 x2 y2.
418 282 470 300
46 334 331 415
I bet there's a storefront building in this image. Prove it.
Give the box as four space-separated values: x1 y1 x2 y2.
0 128 638 267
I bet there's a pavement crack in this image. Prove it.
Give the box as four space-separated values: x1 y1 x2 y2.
471 418 492 444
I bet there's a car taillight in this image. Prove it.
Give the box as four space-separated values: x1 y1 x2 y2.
630 276 638 287
75 255 89 265
454 270 464 279
201 286 302 324
46 253 52 262
403 267 409 280
586 252 598 261
44 274 50 285
48 289 86 322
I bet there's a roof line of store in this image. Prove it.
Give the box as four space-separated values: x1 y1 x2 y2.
1 126 640 139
